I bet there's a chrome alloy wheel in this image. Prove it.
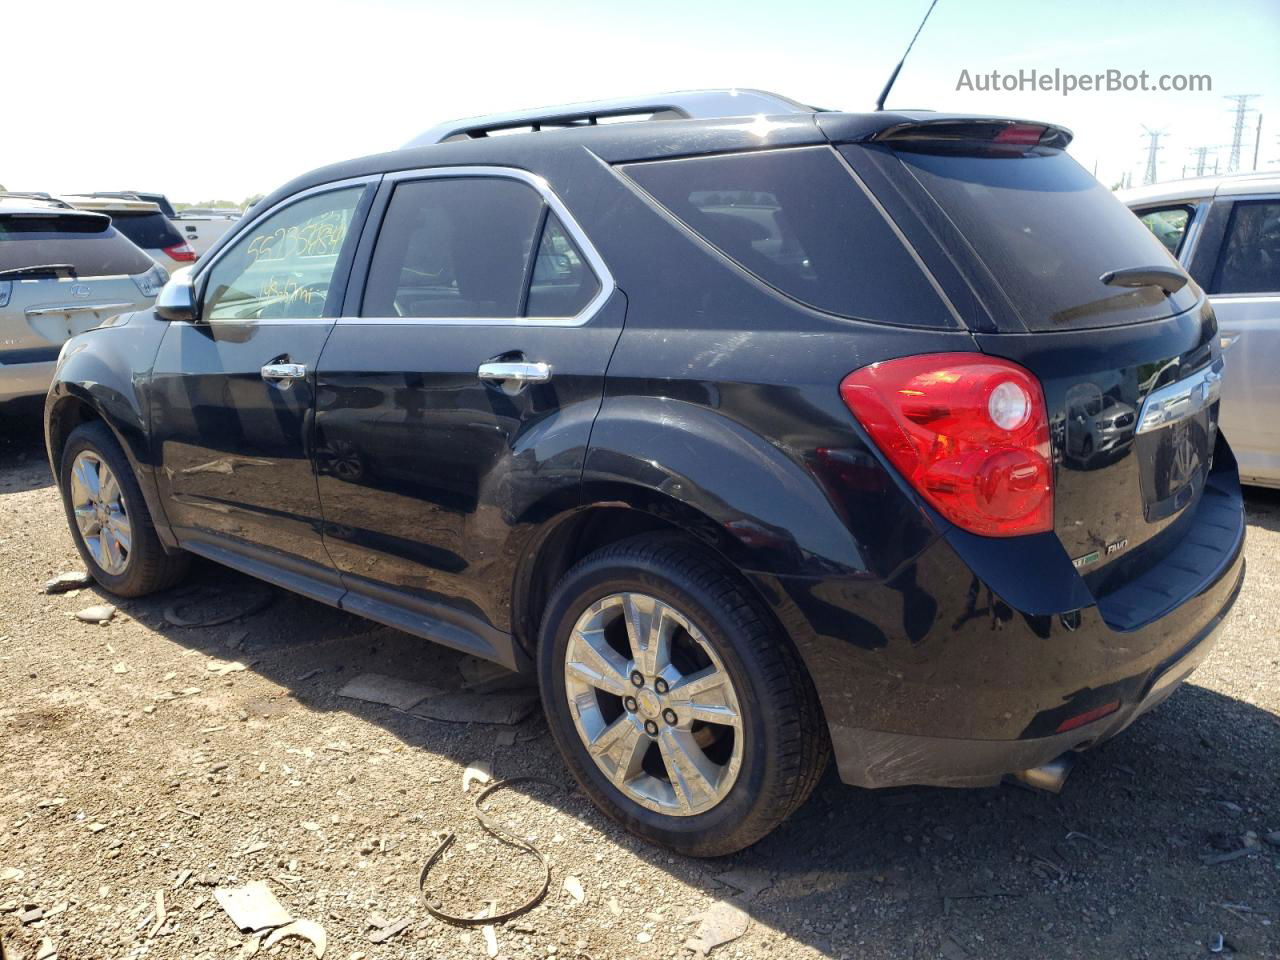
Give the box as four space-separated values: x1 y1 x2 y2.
69 451 132 575
563 592 744 816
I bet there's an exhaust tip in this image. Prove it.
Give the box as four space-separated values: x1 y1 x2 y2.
1011 752 1076 794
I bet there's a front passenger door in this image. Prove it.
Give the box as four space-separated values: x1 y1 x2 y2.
150 182 374 599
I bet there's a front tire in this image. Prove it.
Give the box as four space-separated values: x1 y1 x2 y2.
59 421 189 597
537 534 828 857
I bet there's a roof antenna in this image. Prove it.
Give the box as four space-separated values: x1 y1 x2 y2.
874 0 941 111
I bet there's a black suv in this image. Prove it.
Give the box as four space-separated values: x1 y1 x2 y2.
45 96 1245 856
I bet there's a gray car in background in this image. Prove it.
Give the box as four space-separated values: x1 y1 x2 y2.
1121 171 1280 488
0 195 164 405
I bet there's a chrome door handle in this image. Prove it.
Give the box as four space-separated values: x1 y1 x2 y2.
261 362 307 382
477 361 551 384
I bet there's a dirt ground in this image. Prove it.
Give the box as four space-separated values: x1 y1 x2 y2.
0 412 1277 960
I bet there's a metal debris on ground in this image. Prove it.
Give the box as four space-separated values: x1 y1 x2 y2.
1209 932 1225 953
262 918 327 958
1064 830 1118 852
207 660 248 676
683 901 751 958
336 673 444 711
74 604 115 624
713 868 774 900
457 655 535 693
410 690 540 726
462 760 492 793
148 890 166 939
44 571 91 594
419 777 561 926
483 923 499 957
563 875 586 903
164 584 273 628
1200 847 1252 865
367 917 410 944
213 880 293 933
34 937 57 960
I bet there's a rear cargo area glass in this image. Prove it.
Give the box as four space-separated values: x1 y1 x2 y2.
623 147 955 327
110 212 184 250
0 218 154 277
888 148 1199 330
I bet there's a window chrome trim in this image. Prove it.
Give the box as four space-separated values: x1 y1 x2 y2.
1136 356 1224 435
339 165 616 327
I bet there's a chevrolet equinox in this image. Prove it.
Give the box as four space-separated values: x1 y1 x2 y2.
45 93 1246 856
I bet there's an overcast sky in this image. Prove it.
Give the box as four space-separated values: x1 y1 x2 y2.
5 0 1278 202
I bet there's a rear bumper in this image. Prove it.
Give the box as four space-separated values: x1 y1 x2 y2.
825 559 1242 788
0 360 56 404
752 445 1247 790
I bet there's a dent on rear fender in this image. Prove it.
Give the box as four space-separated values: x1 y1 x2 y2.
584 396 867 577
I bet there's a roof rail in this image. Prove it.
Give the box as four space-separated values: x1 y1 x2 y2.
0 191 74 208
403 88 818 148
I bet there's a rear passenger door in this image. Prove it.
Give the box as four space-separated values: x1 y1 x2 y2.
312 169 624 661
1206 198 1280 484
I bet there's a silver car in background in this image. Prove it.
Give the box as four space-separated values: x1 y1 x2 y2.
1121 171 1280 488
0 195 164 405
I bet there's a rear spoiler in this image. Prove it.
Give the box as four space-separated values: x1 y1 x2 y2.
817 113 1073 150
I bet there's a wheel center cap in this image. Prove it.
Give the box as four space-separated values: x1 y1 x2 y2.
636 688 662 719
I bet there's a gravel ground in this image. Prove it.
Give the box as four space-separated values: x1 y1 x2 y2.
0 413 1277 960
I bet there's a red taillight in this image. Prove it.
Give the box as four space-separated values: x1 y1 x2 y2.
839 353 1053 537
1055 699 1121 733
164 242 197 263
993 123 1047 145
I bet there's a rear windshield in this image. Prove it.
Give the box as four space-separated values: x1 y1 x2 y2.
622 147 955 327
0 215 154 277
882 147 1199 330
110 211 184 250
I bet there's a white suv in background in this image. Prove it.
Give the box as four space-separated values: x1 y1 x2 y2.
1121 171 1280 488
58 194 197 273
0 195 163 405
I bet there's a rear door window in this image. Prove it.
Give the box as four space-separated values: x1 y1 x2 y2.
882 147 1200 330
110 212 184 250
1211 200 1280 294
0 213 154 277
1135 206 1193 256
622 147 955 327
361 177 602 320
526 213 600 317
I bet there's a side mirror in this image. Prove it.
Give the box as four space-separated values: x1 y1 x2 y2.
155 267 197 322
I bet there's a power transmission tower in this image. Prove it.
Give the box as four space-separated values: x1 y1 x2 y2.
1253 113 1263 170
1224 94 1258 172
1189 146 1215 177
1141 126 1166 185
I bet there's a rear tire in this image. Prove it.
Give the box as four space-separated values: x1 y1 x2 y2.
537 534 828 857
59 421 189 597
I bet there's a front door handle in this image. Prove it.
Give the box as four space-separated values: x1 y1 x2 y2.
261 362 307 382
477 361 551 384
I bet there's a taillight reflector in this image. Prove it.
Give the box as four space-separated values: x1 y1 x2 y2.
839 353 1053 537
164 242 197 263
1055 699 1121 733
